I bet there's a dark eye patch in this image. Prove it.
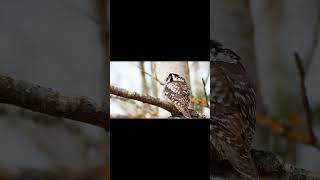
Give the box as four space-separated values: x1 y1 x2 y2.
171 73 178 77
223 49 240 60
166 74 172 82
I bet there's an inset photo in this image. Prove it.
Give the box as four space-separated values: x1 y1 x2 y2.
110 61 210 119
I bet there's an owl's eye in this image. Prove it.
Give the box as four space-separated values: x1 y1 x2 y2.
166 75 170 82
224 49 240 60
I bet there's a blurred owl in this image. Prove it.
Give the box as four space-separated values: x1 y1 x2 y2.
210 39 258 179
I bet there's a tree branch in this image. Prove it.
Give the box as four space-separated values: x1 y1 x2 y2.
202 78 209 108
2 167 106 180
0 75 108 130
211 149 320 179
294 52 317 145
110 85 182 117
304 7 320 75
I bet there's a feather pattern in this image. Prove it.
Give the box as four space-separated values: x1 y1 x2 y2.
210 40 258 179
163 74 191 118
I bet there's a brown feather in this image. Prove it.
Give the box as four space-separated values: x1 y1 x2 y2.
211 46 258 179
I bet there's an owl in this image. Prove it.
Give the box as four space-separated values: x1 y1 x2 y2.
163 73 191 118
210 40 258 179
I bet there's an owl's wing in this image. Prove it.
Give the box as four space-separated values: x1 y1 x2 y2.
211 62 258 179
164 81 191 99
178 81 191 96
226 67 256 151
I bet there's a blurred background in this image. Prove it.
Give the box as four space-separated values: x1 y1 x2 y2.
211 0 320 172
110 61 210 118
0 0 109 179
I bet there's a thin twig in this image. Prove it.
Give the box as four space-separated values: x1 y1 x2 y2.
58 0 100 24
133 63 165 86
304 8 320 75
294 52 317 144
201 78 209 108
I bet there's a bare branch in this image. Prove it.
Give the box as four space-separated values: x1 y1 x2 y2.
211 149 320 179
294 52 317 145
201 78 209 108
110 85 204 118
110 85 195 118
304 7 320 74
4 167 106 180
58 0 100 24
0 75 108 130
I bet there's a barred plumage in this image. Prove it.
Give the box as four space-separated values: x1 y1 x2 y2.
163 73 191 118
210 40 258 179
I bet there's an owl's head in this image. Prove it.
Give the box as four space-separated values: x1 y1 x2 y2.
210 39 240 63
210 39 222 57
165 73 186 84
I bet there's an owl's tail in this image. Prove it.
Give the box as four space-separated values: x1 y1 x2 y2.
231 152 259 180
181 109 191 118
217 139 259 180
173 97 192 118
224 143 259 180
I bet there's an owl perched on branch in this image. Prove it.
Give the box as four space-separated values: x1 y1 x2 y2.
210 40 258 179
163 73 191 118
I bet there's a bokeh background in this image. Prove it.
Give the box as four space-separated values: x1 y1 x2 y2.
110 61 210 118
211 0 320 172
0 1 109 179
